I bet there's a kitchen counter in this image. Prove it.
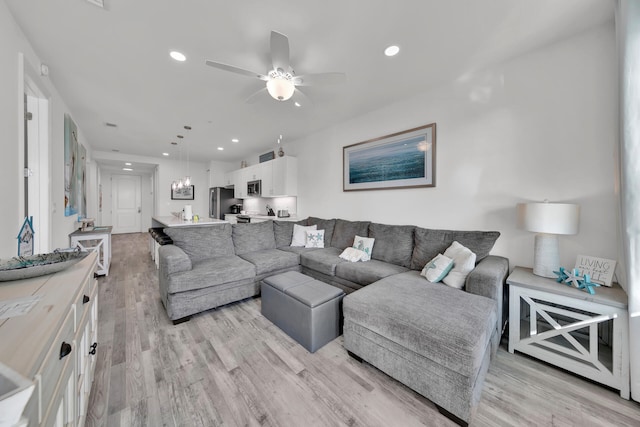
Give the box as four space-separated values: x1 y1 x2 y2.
225 214 299 223
152 215 227 228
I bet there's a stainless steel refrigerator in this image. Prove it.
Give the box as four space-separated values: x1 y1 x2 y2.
209 187 236 219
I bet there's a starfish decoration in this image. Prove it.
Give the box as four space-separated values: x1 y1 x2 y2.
564 268 584 288
577 274 600 295
553 267 569 283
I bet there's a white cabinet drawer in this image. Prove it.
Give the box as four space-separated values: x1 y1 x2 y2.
34 307 75 424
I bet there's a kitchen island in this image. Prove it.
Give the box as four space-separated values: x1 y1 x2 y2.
152 215 228 228
150 216 228 267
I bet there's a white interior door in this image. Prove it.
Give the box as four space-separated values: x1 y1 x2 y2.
111 175 141 234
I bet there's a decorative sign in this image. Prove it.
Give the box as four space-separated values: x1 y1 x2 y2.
17 216 35 256
574 255 616 287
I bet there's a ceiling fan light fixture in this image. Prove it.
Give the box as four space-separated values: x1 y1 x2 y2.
266 77 295 101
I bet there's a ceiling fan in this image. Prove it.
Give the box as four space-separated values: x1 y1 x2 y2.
205 31 346 103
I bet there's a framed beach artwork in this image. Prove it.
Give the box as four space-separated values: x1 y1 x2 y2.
343 123 436 191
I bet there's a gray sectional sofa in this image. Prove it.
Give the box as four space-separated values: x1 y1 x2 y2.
158 217 508 424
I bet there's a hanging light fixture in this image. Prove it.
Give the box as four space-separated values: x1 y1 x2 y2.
266 69 295 101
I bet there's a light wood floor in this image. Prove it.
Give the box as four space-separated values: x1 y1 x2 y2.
86 233 640 427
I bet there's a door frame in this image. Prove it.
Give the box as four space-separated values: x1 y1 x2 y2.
18 53 51 253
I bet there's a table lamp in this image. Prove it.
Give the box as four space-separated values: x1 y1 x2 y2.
519 201 580 278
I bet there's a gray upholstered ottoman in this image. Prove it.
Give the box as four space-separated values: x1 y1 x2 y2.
261 271 345 353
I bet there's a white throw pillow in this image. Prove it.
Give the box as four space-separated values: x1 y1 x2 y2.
339 247 367 262
352 235 375 262
420 253 454 283
442 241 477 289
305 229 325 248
291 224 317 247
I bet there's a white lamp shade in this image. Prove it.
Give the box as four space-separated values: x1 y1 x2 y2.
521 202 580 235
266 78 295 101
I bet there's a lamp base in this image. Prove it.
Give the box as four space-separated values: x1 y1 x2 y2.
532 233 559 278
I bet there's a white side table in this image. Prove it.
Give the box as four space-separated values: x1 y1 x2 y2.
507 266 629 399
69 226 112 276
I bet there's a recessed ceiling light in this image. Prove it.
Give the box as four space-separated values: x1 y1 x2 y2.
125 162 132 166
162 152 169 156
294 102 301 107
231 138 239 143
170 51 186 62
123 168 133 171
217 147 224 151
384 45 400 57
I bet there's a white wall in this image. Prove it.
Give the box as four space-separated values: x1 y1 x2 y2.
92 151 215 220
286 23 619 274
0 5 92 257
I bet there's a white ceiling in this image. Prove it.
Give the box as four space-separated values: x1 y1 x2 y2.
6 0 614 164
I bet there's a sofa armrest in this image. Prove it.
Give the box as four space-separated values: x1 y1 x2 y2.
465 255 509 333
159 244 192 275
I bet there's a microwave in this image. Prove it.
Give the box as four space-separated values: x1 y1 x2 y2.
247 179 261 197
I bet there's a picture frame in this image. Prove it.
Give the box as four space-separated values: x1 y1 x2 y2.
343 123 436 191
171 185 194 200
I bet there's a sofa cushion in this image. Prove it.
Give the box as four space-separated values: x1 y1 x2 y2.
307 217 336 247
278 246 320 256
238 249 300 275
410 228 500 270
164 224 234 262
300 247 345 276
331 219 371 249
335 260 409 286
166 255 256 294
273 219 308 248
343 270 497 377
369 223 415 268
232 221 277 255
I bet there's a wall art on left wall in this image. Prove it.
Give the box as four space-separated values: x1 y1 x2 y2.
64 114 87 217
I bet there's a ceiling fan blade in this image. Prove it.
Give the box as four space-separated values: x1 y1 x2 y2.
293 72 346 86
205 60 268 81
270 31 291 72
292 88 313 107
245 87 268 104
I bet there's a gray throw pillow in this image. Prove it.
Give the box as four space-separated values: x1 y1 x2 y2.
410 228 500 270
331 219 370 249
164 224 235 262
369 223 415 268
232 221 277 255
273 219 308 248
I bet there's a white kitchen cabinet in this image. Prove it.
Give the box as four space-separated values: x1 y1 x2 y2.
259 161 273 196
232 169 246 198
271 156 297 197
227 156 297 198
223 171 234 187
0 253 99 427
